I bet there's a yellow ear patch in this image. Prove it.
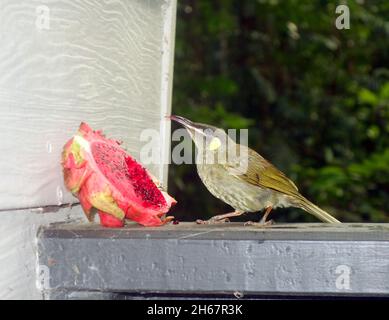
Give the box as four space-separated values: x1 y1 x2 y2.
209 137 221 151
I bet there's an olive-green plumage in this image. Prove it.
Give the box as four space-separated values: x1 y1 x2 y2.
170 115 340 224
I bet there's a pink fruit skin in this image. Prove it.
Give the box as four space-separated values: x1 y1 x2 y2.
125 191 176 226
98 211 124 228
62 122 176 228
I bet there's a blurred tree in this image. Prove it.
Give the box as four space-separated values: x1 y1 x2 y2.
169 0 389 223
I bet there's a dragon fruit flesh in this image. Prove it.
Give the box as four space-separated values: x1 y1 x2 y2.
62 122 176 228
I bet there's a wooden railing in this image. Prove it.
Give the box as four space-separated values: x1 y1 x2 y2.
37 222 389 299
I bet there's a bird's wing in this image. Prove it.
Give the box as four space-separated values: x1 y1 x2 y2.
224 147 300 197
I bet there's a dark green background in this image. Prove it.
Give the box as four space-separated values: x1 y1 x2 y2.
168 0 389 223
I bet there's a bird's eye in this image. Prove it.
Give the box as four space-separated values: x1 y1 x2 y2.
209 137 221 151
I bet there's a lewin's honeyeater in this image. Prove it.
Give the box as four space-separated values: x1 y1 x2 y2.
170 115 340 225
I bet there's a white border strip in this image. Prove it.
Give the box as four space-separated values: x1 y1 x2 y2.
159 0 177 187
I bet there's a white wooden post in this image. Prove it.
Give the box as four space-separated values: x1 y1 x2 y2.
0 0 177 299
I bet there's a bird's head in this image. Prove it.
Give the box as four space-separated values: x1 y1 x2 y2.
169 115 235 159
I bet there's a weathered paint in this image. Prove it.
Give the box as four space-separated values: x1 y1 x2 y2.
0 0 177 299
0 206 84 299
0 0 177 210
38 223 389 298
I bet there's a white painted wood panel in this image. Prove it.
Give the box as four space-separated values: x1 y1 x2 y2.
0 0 177 210
0 206 84 299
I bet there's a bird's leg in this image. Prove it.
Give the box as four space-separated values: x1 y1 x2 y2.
244 206 274 227
196 210 244 224
260 206 273 224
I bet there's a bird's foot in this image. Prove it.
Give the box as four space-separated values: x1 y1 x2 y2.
196 217 230 224
244 220 274 228
196 210 244 225
243 206 274 227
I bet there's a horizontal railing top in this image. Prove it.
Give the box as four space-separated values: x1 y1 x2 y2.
39 222 389 241
37 222 389 298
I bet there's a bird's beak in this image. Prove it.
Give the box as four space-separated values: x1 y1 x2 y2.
169 115 205 136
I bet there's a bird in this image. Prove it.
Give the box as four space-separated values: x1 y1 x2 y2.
169 115 341 225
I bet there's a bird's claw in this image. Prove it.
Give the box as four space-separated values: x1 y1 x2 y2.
244 219 274 228
196 217 230 225
244 220 254 226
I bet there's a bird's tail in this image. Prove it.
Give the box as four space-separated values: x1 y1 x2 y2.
297 196 341 223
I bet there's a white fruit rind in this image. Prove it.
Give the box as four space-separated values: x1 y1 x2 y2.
74 135 91 153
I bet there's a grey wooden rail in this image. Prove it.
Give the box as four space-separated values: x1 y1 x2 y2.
37 222 389 299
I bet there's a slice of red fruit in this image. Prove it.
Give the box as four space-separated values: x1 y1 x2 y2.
62 122 176 227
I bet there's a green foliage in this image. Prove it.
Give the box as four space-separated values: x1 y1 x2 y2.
169 0 389 222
